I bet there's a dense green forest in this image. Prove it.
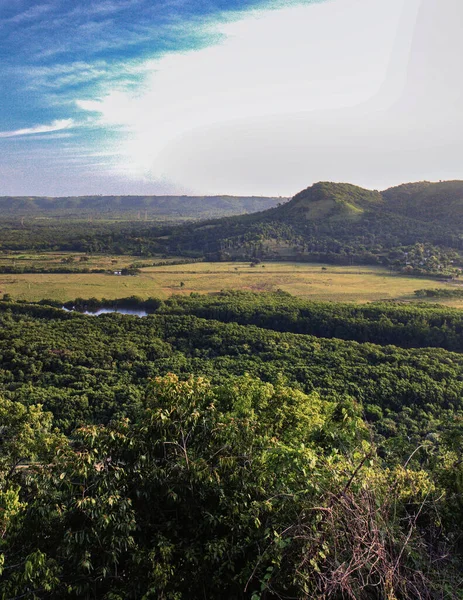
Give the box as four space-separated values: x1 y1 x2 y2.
1 293 463 598
61 290 463 351
0 220 163 254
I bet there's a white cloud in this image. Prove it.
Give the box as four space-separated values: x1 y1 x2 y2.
0 119 75 138
76 0 411 185
70 0 463 195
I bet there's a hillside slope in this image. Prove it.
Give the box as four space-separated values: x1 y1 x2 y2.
275 181 383 222
156 180 463 267
383 180 463 227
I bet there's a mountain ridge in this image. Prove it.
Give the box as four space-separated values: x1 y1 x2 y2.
0 194 288 221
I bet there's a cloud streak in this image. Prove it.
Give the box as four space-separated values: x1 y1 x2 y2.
0 119 75 138
0 3 55 26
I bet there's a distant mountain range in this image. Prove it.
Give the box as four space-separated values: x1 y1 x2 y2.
0 195 287 221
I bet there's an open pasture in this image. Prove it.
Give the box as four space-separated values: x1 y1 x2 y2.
0 252 140 270
0 259 461 305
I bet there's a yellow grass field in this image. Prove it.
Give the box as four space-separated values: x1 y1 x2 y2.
1 259 462 306
0 252 140 270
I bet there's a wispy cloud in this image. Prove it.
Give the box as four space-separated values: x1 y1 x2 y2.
0 119 75 138
1 2 55 26
67 0 143 19
21 59 151 93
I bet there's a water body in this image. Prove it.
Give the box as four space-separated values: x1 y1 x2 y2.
63 306 149 317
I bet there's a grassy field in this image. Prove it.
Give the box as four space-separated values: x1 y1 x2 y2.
0 252 141 270
1 259 462 306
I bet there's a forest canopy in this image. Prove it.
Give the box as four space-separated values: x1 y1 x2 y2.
0 293 462 597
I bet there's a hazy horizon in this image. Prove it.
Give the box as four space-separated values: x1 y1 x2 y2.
1 178 462 200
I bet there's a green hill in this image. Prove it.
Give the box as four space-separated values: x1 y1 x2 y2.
383 180 463 227
275 181 383 222
151 180 463 269
261 180 463 229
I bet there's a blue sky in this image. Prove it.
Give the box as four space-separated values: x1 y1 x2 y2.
0 0 285 128
0 0 461 196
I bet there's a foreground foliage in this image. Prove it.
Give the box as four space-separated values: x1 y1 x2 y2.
1 375 462 599
1 293 463 598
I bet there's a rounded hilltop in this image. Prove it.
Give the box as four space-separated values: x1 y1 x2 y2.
273 181 383 222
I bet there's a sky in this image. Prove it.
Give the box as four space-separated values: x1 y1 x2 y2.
0 0 461 197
